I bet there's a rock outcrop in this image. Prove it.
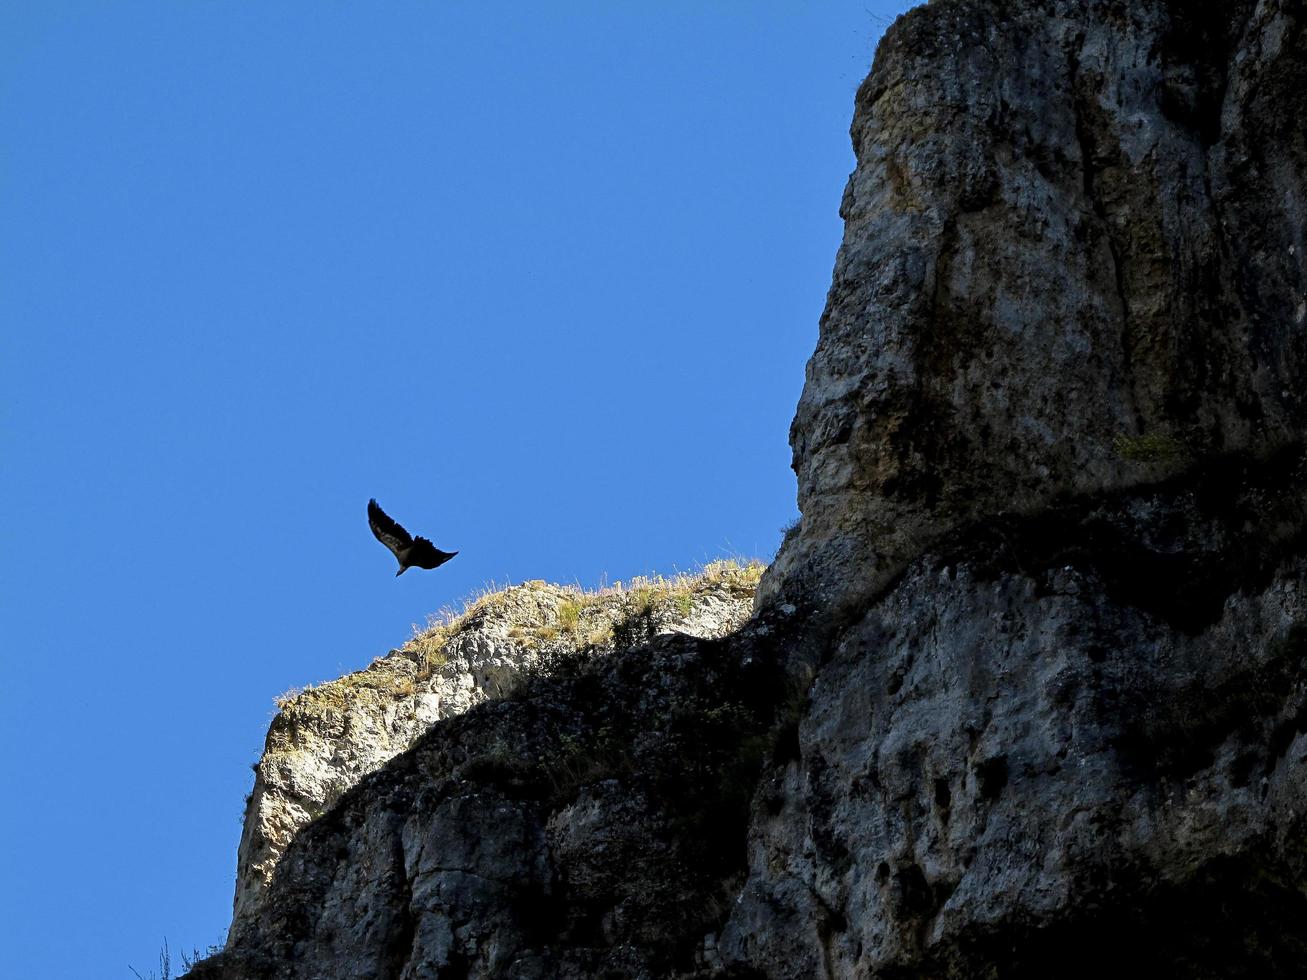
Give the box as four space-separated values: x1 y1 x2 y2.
230 566 762 935
191 0 1307 977
760 0 1307 629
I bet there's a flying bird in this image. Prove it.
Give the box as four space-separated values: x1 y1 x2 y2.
368 499 459 576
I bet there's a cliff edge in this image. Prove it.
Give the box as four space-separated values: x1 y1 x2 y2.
192 0 1307 976
231 564 763 935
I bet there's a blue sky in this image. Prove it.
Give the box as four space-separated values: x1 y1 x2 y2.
0 3 910 976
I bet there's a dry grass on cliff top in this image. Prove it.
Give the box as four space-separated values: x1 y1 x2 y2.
407 557 765 656
274 559 765 712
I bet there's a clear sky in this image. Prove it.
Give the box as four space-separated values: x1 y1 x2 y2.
0 3 911 976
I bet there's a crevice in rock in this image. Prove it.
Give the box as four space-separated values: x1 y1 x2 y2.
974 755 1008 802
886 851 1307 979
937 446 1307 635
1068 37 1135 427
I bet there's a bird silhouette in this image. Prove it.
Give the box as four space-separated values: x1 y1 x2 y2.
368 499 458 576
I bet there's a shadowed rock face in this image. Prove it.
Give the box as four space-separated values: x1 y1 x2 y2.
190 1 1307 977
723 453 1307 978
193 621 802 980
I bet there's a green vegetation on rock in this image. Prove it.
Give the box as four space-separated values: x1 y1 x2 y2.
1113 432 1188 463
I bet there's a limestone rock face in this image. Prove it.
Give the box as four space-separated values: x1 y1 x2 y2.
759 0 1307 627
230 571 760 935
191 0 1307 977
193 584 790 980
722 456 1307 977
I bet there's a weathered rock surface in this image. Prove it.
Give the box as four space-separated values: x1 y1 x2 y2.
722 453 1307 977
191 0 1307 977
760 0 1307 628
194 576 792 980
231 568 761 934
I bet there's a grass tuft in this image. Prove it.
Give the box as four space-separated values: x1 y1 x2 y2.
1114 432 1187 463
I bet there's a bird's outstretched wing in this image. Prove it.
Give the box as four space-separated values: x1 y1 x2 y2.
368 499 413 559
409 537 459 570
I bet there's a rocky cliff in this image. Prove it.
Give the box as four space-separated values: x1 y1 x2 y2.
761 0 1307 626
191 0 1307 976
230 565 763 936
